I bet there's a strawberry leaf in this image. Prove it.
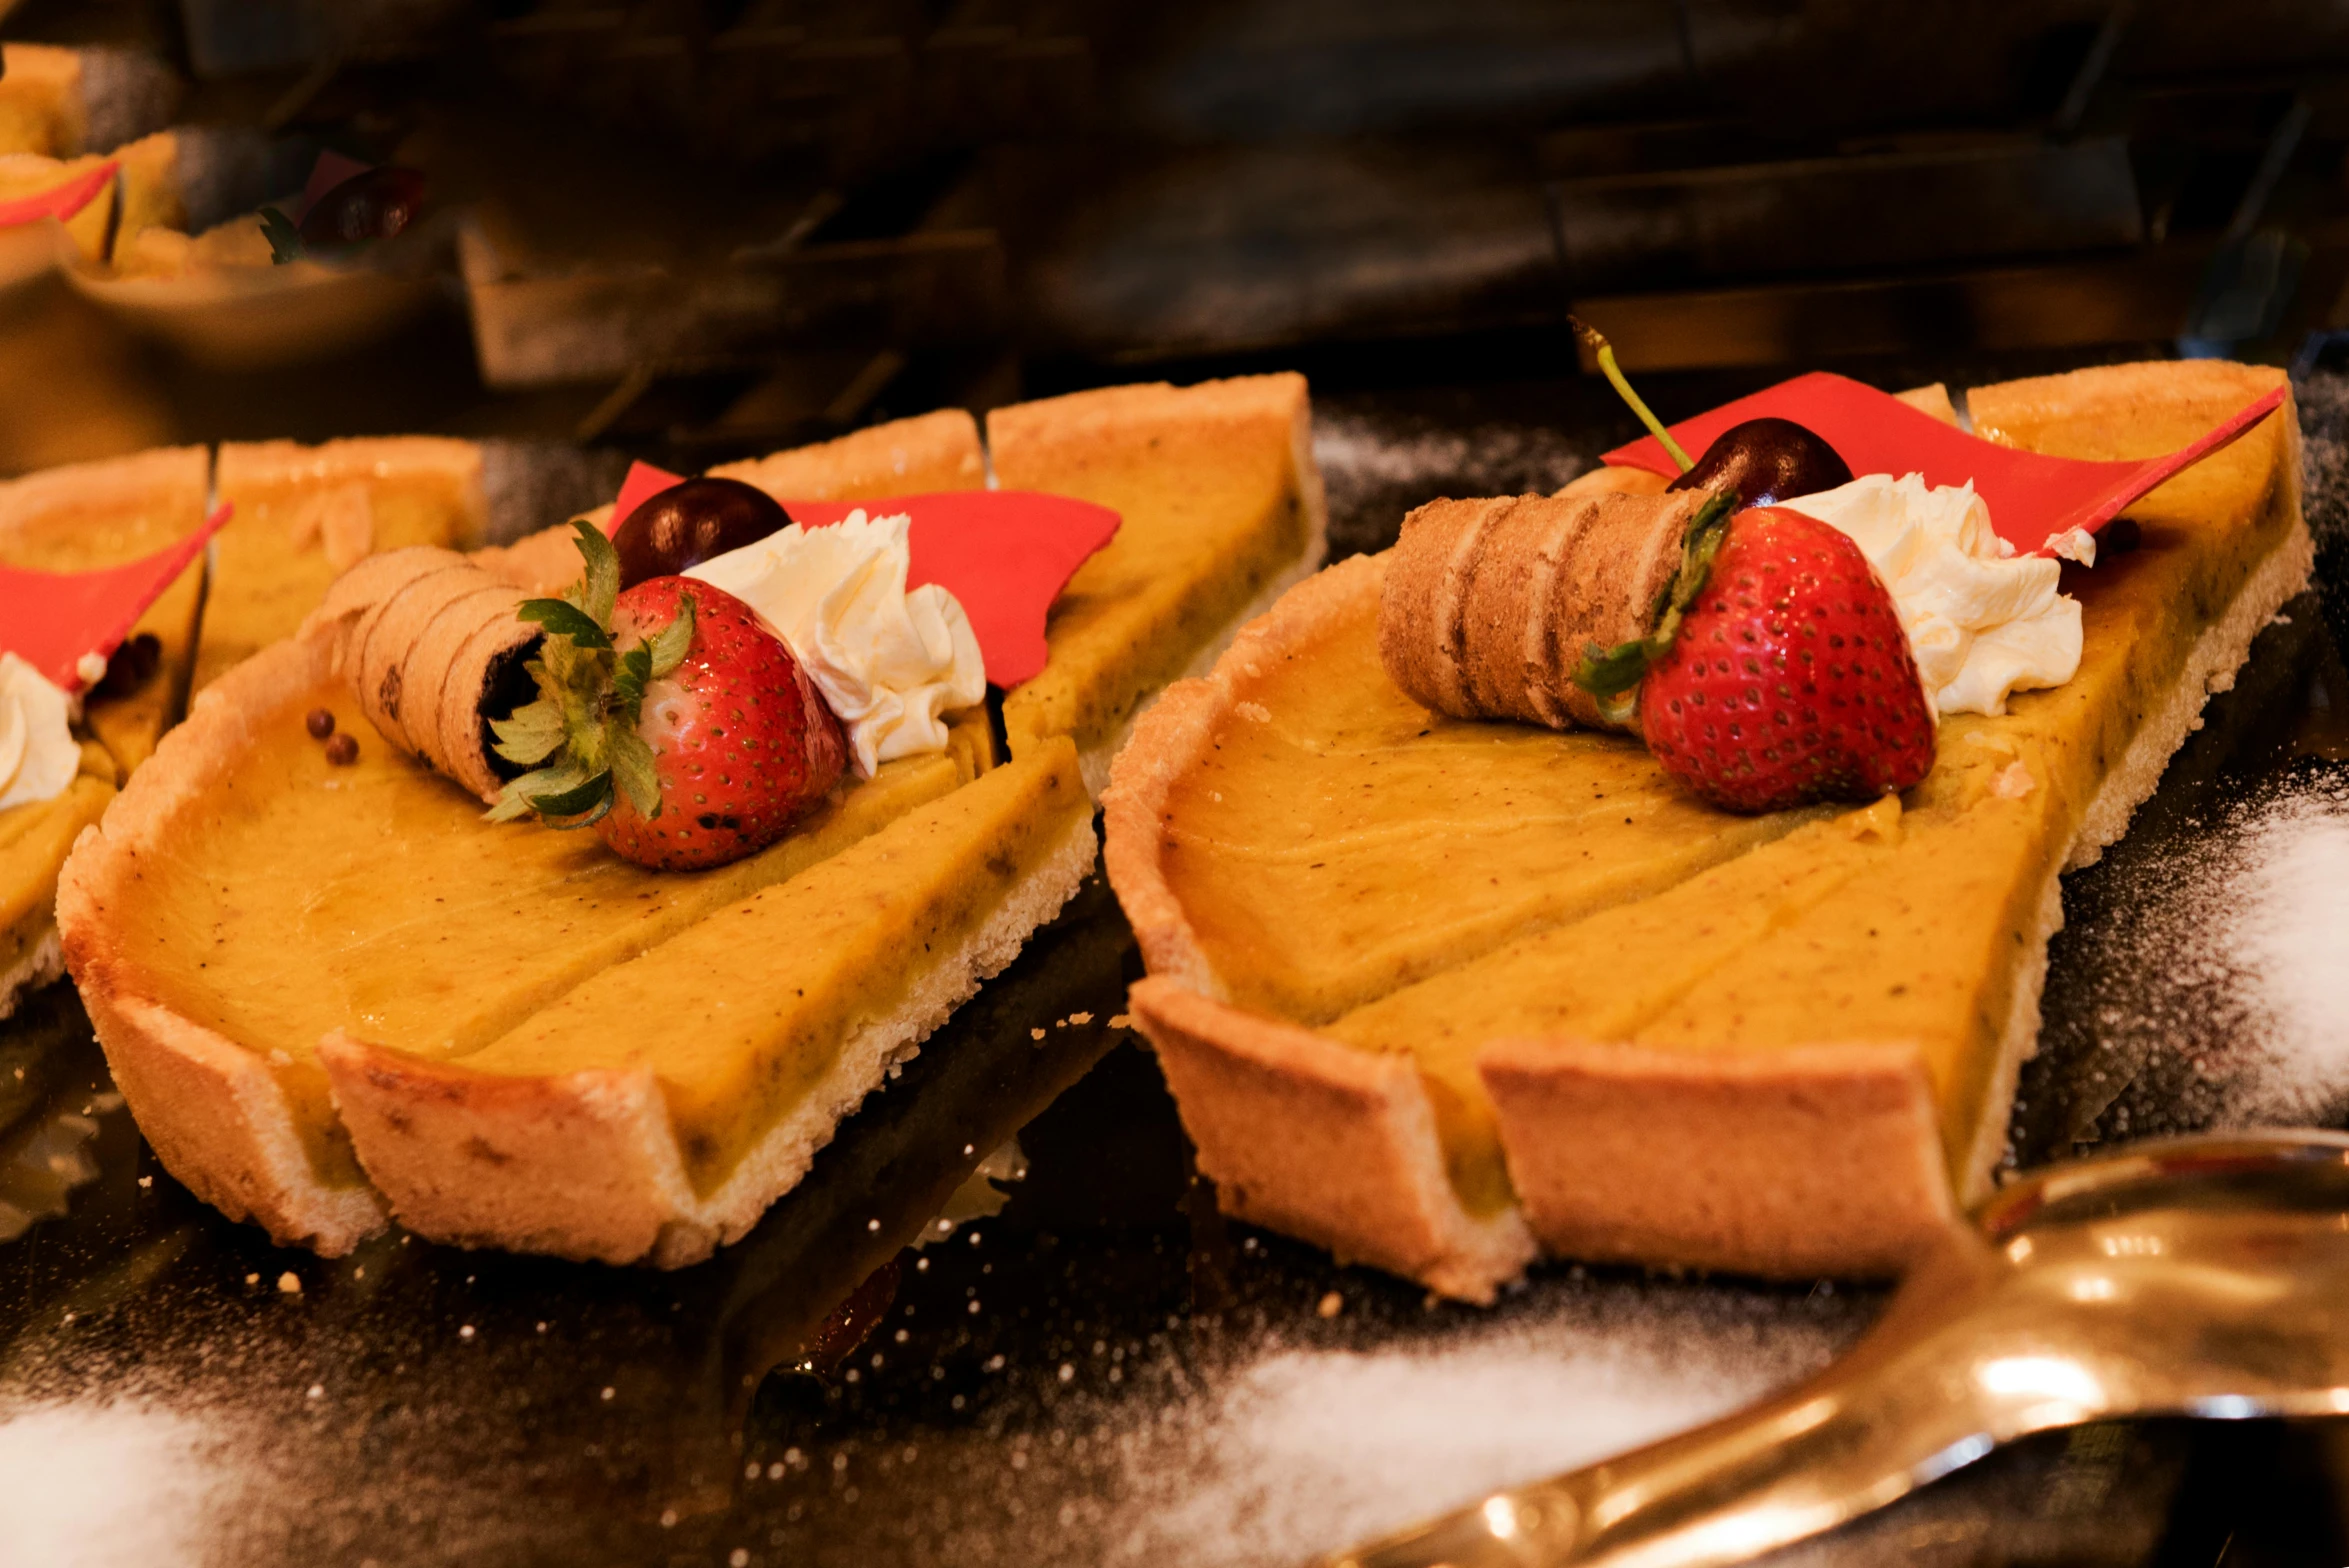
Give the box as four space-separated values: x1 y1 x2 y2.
613 642 655 713
1572 636 1655 702
1571 488 1737 711
528 767 615 818
258 206 302 266
645 593 695 679
608 727 662 817
519 597 611 650
485 517 669 835
571 518 620 624
489 697 566 765
487 761 581 823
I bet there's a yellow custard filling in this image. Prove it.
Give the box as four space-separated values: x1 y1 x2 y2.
200 440 486 692
0 755 116 974
1159 593 1826 1022
111 681 991 1182
462 739 1091 1190
990 379 1317 760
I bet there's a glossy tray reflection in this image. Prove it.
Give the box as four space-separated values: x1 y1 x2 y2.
3 360 2347 1568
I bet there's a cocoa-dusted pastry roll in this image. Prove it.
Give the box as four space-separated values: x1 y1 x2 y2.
1378 489 1712 732
302 546 540 802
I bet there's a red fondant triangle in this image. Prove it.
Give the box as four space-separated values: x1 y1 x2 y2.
1602 371 2287 556
606 462 1118 688
781 492 1119 687
0 502 230 692
0 159 117 230
608 460 685 534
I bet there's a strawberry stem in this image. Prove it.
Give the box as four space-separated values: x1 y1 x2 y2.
483 521 694 831
1570 316 1694 473
1569 489 1737 717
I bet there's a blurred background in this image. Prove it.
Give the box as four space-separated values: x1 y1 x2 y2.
2 0 2348 479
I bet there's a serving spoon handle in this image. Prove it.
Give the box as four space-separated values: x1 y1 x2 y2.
1329 1132 2349 1568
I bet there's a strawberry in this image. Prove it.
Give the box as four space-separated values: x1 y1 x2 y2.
486 520 846 869
1575 495 1936 813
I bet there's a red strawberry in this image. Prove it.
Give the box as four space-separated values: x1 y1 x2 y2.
598 577 846 868
486 521 846 870
1636 506 1936 813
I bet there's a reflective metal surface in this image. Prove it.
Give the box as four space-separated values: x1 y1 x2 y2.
1336 1132 2349 1568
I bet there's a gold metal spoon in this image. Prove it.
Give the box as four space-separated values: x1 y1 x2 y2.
1331 1130 2349 1568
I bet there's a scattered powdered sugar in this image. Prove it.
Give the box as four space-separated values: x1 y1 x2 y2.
2034 768 2349 1139
0 1399 245 1568
1065 1275 1863 1568
2209 778 2349 1120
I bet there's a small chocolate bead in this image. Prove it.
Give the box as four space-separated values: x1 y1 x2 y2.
306 708 336 739
324 733 359 765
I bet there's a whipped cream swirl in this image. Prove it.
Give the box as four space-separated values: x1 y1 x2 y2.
687 509 985 777
0 652 80 811
1786 472 2082 718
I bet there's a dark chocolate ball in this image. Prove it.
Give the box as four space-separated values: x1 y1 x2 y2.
1667 417 1853 510
611 477 793 590
299 167 426 249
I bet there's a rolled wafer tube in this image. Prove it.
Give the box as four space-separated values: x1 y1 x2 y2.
1378 489 1712 732
300 545 542 803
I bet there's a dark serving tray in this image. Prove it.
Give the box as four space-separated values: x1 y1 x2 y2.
4 357 2347 1568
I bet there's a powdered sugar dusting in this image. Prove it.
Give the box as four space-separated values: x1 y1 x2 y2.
0 1400 244 1568
2028 767 2349 1144
1093 1281 1848 1566
2213 779 2349 1119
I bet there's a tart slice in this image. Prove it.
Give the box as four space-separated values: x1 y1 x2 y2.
60 617 1004 1253
1106 360 2308 1300
199 436 488 691
0 447 209 1015
320 737 1094 1265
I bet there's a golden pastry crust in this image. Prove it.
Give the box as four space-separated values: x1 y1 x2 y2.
1554 464 1668 501
1133 978 1535 1303
320 801 1097 1267
470 524 582 597
1478 1038 1951 1278
0 445 209 543
987 373 1321 514
60 630 391 1253
1104 361 2310 1297
213 436 487 544
473 410 987 597
709 408 984 499
1107 553 1539 1302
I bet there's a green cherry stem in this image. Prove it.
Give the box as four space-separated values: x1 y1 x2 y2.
1571 316 1694 473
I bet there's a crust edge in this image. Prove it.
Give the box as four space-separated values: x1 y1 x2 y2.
1131 977 1535 1304
320 809 1097 1266
59 631 393 1254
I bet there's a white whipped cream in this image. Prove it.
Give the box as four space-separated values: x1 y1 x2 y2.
686 509 985 777
1783 472 2082 718
0 652 80 811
